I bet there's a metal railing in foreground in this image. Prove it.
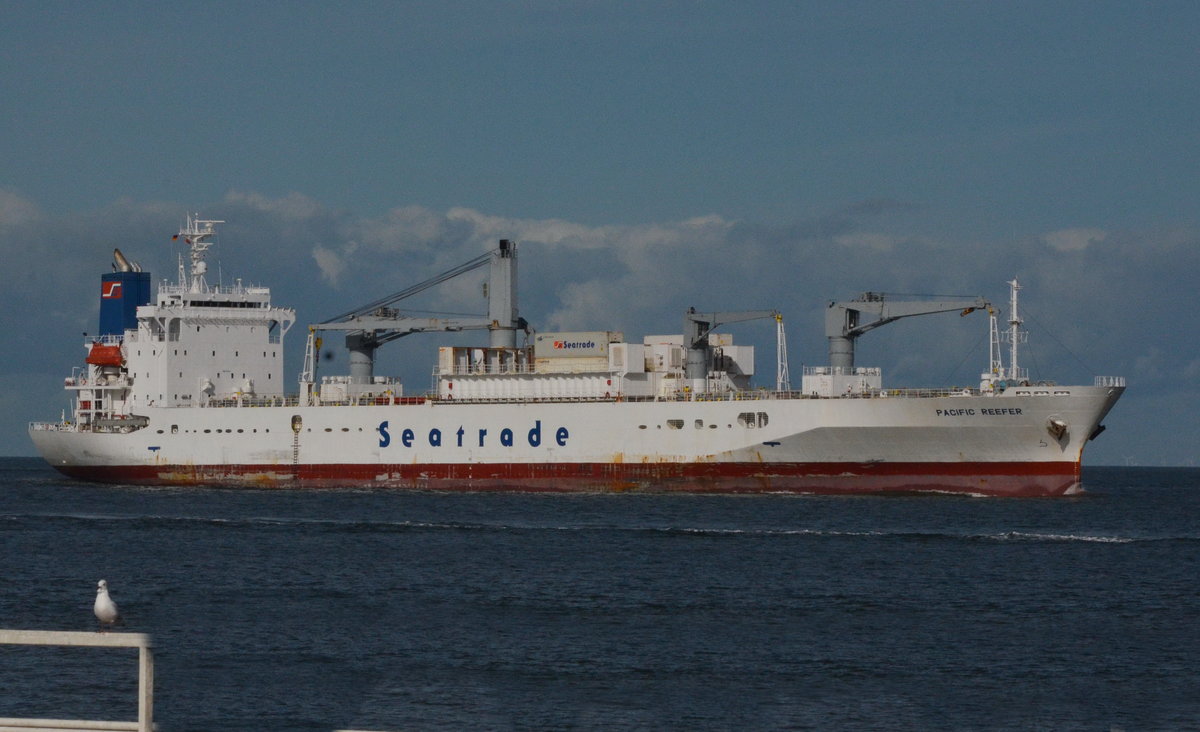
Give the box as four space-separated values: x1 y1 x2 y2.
0 629 153 732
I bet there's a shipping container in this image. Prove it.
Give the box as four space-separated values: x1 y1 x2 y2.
533 331 621 359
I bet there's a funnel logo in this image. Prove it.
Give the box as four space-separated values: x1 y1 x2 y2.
101 282 123 299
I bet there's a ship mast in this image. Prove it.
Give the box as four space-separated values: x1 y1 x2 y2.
775 313 791 392
1005 278 1028 382
176 214 224 293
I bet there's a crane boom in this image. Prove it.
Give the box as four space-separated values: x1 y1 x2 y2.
825 292 990 371
304 240 522 389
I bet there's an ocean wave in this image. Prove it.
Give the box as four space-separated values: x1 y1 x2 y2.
985 531 1134 544
4 511 1195 544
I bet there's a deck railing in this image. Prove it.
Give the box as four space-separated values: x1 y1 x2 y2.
0 629 154 732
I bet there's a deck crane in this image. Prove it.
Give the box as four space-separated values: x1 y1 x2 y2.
300 240 525 401
684 308 781 393
825 291 991 372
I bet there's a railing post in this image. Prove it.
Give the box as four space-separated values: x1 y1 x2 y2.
138 644 154 732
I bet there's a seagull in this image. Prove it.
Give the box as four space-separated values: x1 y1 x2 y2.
94 579 121 632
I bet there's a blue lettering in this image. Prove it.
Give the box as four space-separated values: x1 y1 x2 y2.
376 420 571 450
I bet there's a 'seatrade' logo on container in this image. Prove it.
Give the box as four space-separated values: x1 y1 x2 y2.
533 331 612 358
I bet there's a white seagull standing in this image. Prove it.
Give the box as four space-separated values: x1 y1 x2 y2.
94 579 120 632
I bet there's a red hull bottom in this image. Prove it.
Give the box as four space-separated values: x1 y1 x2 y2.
52 461 1084 497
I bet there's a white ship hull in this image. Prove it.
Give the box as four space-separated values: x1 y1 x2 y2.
31 384 1123 496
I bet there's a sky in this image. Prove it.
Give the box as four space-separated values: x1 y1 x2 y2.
1 1 1197 465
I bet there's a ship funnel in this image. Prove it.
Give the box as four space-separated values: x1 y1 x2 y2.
100 254 152 336
112 248 134 273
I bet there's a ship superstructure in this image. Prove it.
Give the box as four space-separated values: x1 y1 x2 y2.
58 216 294 436
31 218 1125 496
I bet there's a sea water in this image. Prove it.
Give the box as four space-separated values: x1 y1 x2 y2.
0 458 1197 730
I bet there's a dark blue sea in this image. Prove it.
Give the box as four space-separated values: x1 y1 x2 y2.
1 458 1197 731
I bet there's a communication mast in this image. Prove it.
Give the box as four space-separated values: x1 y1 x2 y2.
175 214 224 294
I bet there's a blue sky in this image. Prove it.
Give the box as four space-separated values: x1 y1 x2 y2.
2 1 1197 465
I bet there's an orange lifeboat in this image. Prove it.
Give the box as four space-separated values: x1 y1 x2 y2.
86 343 124 367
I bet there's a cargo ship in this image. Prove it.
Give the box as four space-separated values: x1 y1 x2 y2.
29 216 1124 496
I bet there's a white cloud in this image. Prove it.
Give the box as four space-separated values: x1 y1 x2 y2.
1041 227 1107 252
312 245 348 286
223 190 323 220
0 189 41 228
